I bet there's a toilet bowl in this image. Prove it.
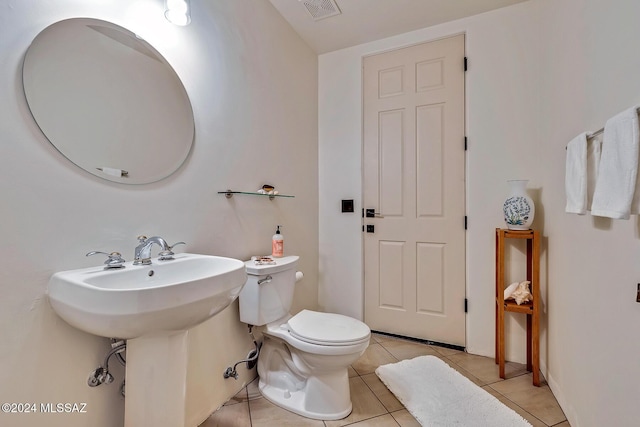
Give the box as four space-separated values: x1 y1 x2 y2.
238 256 370 420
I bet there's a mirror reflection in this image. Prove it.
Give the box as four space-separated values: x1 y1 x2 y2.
22 18 195 184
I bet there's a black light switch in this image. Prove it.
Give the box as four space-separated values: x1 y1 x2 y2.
341 199 354 213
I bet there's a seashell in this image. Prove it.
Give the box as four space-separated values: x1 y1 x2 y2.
504 282 519 300
511 281 532 305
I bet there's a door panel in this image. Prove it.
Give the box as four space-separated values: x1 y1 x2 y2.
380 110 404 216
416 242 445 314
416 103 444 217
379 241 405 309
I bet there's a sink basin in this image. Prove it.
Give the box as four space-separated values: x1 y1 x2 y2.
47 253 247 338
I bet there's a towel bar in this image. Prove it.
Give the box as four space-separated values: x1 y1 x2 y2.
565 106 640 149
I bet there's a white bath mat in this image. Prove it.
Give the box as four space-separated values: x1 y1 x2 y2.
375 355 531 427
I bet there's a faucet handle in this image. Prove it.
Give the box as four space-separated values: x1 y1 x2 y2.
136 235 148 243
86 251 126 269
158 242 186 261
169 241 186 250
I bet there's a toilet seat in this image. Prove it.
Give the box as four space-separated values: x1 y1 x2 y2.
287 309 370 346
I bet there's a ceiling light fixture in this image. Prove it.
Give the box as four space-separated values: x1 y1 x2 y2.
165 0 191 26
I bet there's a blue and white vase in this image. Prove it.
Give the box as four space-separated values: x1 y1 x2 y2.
503 180 534 230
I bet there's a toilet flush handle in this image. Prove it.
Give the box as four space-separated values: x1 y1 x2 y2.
258 275 272 285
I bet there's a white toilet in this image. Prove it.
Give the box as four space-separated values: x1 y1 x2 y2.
239 255 370 420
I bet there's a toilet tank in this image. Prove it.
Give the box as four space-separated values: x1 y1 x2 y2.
239 255 299 326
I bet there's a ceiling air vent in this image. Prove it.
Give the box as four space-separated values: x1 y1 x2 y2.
300 0 341 21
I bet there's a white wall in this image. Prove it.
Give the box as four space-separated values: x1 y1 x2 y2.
319 1 640 426
319 0 543 360
538 1 640 426
0 1 318 426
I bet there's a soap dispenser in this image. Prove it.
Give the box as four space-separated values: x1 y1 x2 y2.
272 225 284 258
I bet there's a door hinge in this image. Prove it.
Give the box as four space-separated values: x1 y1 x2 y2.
464 298 468 313
464 136 468 151
464 216 468 230
464 57 468 71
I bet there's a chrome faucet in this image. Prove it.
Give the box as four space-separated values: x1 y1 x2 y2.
133 236 168 265
86 251 126 269
133 235 186 265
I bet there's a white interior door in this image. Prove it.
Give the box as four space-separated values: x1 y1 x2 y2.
363 34 466 346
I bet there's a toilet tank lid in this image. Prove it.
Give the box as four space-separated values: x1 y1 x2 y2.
288 309 371 345
245 255 299 275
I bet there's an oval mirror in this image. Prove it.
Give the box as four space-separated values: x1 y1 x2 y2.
22 18 195 184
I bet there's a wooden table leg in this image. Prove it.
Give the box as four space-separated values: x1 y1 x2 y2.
532 310 540 386
526 313 532 372
532 231 540 386
496 229 506 379
495 231 500 364
495 302 499 364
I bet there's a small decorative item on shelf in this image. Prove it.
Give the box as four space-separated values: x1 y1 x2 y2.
503 179 535 230
503 280 533 305
257 184 279 196
251 256 276 265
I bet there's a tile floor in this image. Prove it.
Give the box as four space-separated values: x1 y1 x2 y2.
201 333 569 427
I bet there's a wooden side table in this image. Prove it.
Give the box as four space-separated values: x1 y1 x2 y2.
495 228 541 386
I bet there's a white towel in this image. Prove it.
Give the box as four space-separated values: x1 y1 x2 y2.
565 132 589 214
586 136 602 210
591 106 640 219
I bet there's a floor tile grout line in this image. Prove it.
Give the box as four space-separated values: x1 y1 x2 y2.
438 355 489 387
485 383 551 427
357 371 394 415
482 370 532 386
352 343 398 376
336 411 401 427
245 385 254 427
483 370 568 425
375 340 402 362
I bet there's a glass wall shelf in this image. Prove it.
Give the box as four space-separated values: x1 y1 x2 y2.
218 190 295 200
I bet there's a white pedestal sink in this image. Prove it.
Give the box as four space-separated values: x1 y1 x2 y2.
47 253 247 427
